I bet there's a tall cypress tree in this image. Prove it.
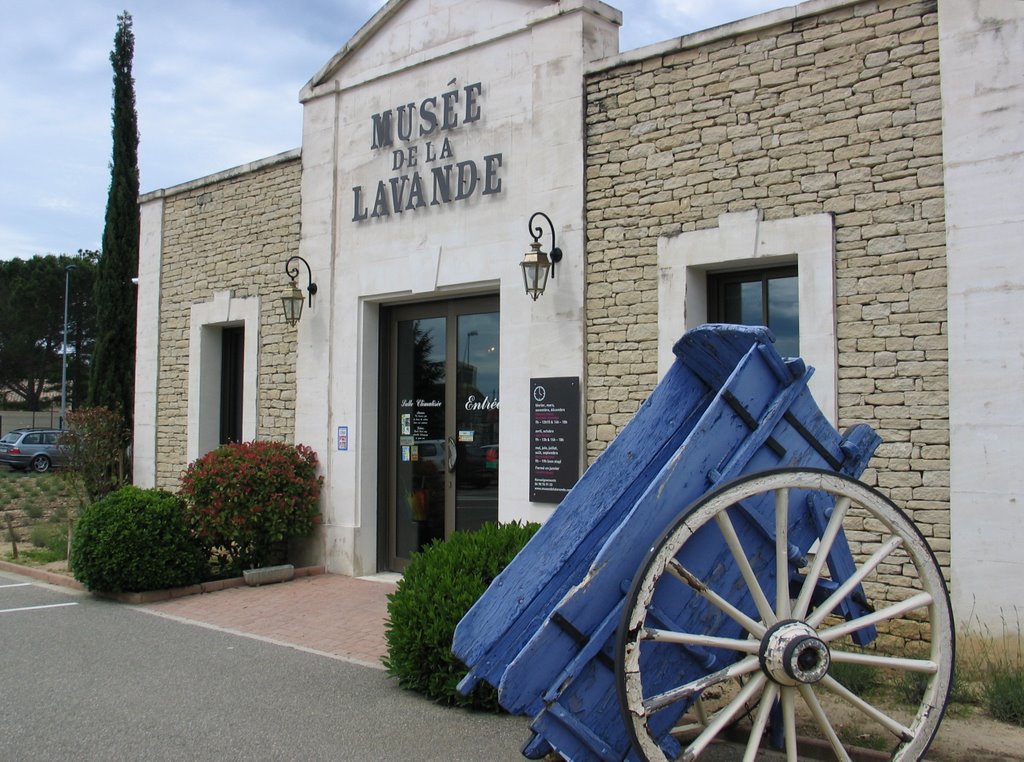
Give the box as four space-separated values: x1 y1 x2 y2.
89 11 139 432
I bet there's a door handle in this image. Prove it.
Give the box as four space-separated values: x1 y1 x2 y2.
446 437 457 473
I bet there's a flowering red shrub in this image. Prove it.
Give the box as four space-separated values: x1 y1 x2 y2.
179 441 323 572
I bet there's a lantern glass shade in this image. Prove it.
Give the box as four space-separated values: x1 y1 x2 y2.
282 282 304 326
521 242 552 301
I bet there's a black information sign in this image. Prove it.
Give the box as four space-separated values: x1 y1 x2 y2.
530 376 581 503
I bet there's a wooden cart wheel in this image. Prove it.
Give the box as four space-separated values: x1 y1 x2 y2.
616 468 953 762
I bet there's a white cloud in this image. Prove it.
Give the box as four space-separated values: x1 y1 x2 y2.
618 0 788 48
0 0 788 261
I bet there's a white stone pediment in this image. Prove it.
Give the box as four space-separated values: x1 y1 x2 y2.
301 0 619 100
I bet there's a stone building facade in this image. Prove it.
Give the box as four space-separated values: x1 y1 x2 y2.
583 0 950 600
136 151 302 490
133 0 1023 632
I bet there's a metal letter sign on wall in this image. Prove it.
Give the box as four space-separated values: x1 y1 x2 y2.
530 377 581 503
351 81 504 222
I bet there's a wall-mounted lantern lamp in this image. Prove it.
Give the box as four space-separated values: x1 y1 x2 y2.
282 255 317 326
521 212 563 301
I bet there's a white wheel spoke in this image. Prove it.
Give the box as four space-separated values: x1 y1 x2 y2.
821 674 915 741
643 655 760 714
830 648 938 674
820 591 933 642
793 495 851 620
782 687 798 762
682 673 767 762
619 469 954 762
775 487 791 620
715 510 777 626
797 684 852 762
641 627 760 653
667 559 767 638
742 682 778 762
806 534 903 628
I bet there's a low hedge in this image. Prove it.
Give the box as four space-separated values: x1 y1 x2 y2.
71 486 206 593
383 521 539 710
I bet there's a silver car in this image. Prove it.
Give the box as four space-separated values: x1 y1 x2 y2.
0 428 65 473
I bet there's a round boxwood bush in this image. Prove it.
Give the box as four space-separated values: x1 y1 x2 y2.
383 521 539 710
71 486 206 593
179 441 323 573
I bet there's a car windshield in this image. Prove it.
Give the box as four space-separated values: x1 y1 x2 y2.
1 432 21 444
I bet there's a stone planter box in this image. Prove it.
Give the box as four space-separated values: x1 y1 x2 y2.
243 564 295 587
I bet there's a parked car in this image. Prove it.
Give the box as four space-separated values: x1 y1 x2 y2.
0 428 65 473
458 444 491 488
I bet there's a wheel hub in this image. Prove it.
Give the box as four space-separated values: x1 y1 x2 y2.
758 620 830 686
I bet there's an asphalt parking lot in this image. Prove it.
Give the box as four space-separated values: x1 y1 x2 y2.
0 569 772 761
0 568 530 761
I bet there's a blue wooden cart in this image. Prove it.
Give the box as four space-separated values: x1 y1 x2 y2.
453 325 953 762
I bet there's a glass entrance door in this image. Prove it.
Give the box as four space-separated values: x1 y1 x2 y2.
385 297 499 569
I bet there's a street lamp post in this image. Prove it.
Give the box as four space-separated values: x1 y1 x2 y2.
60 264 77 430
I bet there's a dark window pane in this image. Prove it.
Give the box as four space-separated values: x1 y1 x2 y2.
219 327 244 445
723 281 764 326
709 266 799 356
767 275 799 357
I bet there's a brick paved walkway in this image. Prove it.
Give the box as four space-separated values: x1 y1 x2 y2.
143 573 397 668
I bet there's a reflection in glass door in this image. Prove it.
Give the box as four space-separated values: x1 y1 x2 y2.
385 298 499 569
455 312 499 532
394 316 446 559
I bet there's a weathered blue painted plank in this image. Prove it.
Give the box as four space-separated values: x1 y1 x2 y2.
496 343 856 716
453 327 776 691
453 325 882 762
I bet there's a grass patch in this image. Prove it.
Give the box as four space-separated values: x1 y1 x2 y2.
984 667 1024 725
29 523 68 557
12 546 67 565
0 469 82 567
0 469 82 515
828 659 878 696
955 614 1024 725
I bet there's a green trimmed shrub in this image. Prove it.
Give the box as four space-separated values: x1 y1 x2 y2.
383 521 539 710
179 441 323 573
71 486 205 593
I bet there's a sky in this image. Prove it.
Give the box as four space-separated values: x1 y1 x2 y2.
0 0 789 262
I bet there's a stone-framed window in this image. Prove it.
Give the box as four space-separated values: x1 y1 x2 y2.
657 210 837 423
188 291 260 461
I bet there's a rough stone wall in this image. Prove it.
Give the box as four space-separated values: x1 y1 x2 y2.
585 0 948 590
154 156 301 490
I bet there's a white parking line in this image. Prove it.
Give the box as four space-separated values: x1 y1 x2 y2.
0 602 78 614
0 582 33 589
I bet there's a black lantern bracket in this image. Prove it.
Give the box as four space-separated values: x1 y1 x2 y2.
281 255 318 327
285 255 318 307
528 212 563 279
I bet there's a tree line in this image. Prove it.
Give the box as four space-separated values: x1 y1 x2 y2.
0 251 98 411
